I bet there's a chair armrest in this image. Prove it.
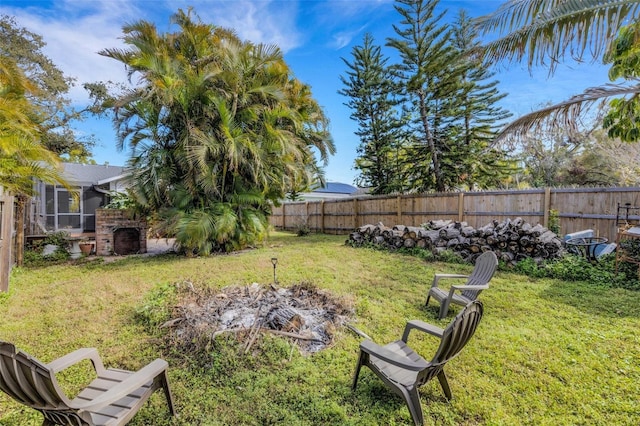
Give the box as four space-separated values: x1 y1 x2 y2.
47 348 105 374
359 340 427 371
450 284 489 292
71 359 169 412
402 320 444 342
432 273 469 288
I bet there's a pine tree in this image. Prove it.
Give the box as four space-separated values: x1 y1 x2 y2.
386 0 464 192
448 9 515 189
339 33 405 194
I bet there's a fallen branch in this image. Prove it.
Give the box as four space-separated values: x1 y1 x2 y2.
345 323 372 340
264 329 322 342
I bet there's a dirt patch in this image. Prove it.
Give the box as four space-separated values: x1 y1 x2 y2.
162 281 354 356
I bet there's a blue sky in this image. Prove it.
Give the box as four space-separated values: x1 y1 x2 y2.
1 0 611 185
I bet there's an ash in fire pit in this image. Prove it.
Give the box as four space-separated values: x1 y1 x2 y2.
164 281 354 355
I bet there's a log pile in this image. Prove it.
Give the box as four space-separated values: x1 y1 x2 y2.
347 218 564 265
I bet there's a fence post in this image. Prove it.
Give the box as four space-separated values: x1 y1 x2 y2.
320 200 325 233
458 192 464 222
353 198 359 230
0 196 15 293
543 187 551 228
282 203 286 231
397 195 402 224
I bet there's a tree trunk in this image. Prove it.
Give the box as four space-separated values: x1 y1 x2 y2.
418 90 444 192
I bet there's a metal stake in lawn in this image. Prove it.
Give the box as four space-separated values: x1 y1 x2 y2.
271 257 278 284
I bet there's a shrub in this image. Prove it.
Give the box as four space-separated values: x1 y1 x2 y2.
42 231 71 247
513 253 639 290
295 222 311 237
435 248 466 264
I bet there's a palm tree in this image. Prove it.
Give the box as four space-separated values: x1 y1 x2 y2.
100 9 334 254
0 55 72 264
475 0 640 140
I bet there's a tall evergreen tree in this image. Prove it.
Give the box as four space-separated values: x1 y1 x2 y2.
449 10 515 189
339 33 405 194
386 0 464 192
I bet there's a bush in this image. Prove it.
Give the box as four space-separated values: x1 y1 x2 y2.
42 231 71 247
513 253 639 290
295 222 311 237
348 238 640 289
435 248 466 264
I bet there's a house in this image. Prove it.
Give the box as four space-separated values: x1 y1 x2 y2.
31 163 129 234
296 182 359 201
31 166 359 233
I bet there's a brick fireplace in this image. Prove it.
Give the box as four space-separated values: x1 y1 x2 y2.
95 209 147 256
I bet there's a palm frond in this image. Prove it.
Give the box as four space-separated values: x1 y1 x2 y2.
497 81 640 140
476 0 640 72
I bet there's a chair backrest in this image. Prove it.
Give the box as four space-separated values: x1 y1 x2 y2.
417 300 484 386
463 251 498 299
0 341 79 424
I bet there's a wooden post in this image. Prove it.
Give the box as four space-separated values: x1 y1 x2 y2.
543 187 551 228
0 196 15 293
320 200 325 234
282 203 286 231
305 201 309 230
458 192 464 222
353 198 359 230
397 196 402 224
14 196 25 267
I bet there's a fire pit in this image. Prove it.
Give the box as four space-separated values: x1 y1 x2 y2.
162 281 354 356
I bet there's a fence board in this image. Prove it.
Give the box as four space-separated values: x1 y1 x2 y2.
270 187 640 242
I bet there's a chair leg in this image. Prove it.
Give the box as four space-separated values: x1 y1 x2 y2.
352 351 366 391
161 370 177 416
438 298 451 320
425 294 431 306
437 370 452 400
400 387 424 426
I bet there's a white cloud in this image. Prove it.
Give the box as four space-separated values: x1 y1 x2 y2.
193 0 302 51
331 25 369 50
1 0 304 106
1 0 141 104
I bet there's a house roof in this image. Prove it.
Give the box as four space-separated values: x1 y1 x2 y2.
62 163 126 185
313 182 358 194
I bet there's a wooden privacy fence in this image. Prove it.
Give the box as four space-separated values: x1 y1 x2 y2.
270 187 640 242
0 195 15 292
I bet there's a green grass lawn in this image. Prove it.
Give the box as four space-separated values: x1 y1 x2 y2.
1 232 639 425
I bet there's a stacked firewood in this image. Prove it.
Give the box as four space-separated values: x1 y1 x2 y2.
347 218 564 265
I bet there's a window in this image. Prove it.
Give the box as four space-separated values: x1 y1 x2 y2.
44 185 105 232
